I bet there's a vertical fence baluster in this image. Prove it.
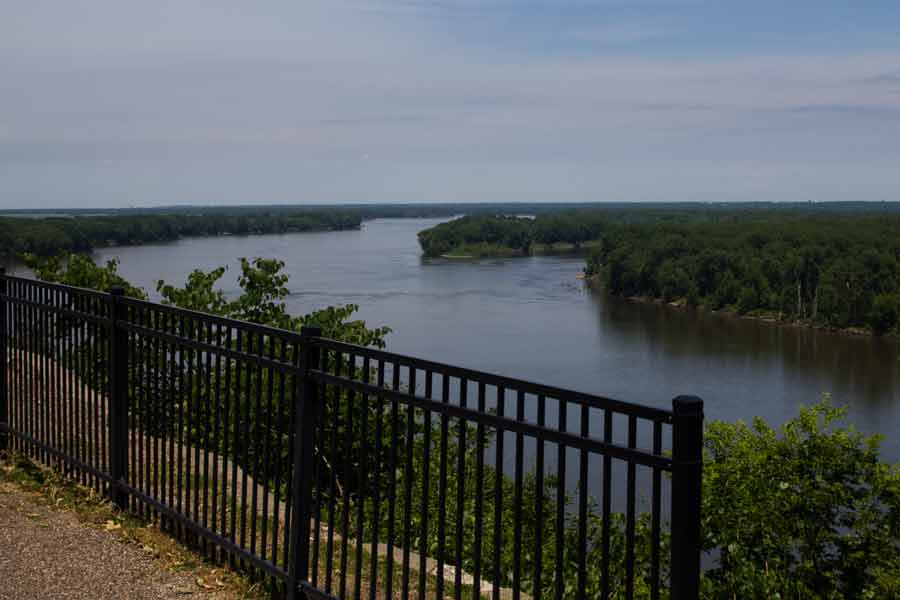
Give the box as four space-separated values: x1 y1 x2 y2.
247 331 261 571
271 334 286 574
602 410 612 600
38 286 47 465
282 335 297 577
325 350 341 595
51 289 59 468
229 329 242 564
473 381 485 600
0 269 7 453
88 297 97 488
260 334 275 567
385 360 401 600
454 378 468 600
554 399 566 600
368 358 384 600
651 420 662 600
671 396 703 600
147 308 157 519
128 304 138 512
533 394 545 600
196 318 207 545
28 283 37 461
218 325 231 559
8 279 17 454
201 321 213 555
355 356 369 600
152 310 162 521
36 285 45 463
108 287 128 508
340 353 355 600
287 326 321 600
63 290 72 476
238 329 251 559
512 390 524 600
436 374 450 600
401 366 416 600
626 415 637 600
163 312 175 532
310 344 326 585
492 385 504 600
577 404 588 600
418 371 433 600
65 290 74 476
178 313 188 539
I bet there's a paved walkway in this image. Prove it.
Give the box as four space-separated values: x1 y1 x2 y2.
0 481 240 600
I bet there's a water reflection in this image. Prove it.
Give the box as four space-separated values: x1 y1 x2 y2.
592 295 899 407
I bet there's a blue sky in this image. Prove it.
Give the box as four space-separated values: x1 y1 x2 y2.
1 0 899 207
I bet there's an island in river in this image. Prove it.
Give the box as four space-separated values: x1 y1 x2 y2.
417 209 900 338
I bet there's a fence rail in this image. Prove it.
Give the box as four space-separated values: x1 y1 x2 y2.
0 271 702 600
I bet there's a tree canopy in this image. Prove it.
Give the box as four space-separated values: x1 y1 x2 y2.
587 216 900 335
0 210 362 259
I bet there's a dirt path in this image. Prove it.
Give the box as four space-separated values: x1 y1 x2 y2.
0 480 242 600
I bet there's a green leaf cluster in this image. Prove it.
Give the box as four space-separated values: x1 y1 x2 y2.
702 399 900 599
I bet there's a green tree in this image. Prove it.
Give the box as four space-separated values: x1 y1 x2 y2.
702 400 900 599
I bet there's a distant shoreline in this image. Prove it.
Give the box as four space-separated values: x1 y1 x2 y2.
584 275 892 341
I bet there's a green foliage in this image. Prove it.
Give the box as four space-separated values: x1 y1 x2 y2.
24 253 147 299
587 217 900 335
1 210 362 259
702 399 900 599
417 212 612 258
155 257 391 348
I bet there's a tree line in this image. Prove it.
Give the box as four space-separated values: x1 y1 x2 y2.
418 210 900 335
417 212 611 257
587 216 900 335
417 204 900 258
0 210 362 259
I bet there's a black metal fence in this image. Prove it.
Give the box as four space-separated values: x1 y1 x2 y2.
0 272 703 600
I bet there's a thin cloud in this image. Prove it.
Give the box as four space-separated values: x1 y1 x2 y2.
863 72 900 85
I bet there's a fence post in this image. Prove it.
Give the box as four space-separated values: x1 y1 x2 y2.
671 395 703 600
108 286 129 509
0 268 7 452
288 325 322 600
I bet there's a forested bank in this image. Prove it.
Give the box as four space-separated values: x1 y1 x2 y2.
586 217 900 335
418 213 609 257
0 210 361 259
417 203 900 258
418 210 900 336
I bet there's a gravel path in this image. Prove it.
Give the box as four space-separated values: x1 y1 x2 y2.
0 482 231 600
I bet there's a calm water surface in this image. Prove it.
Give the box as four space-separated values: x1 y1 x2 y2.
17 218 899 459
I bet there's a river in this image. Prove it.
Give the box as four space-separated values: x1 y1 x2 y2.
11 217 900 461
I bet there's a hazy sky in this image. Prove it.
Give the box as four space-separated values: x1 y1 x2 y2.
2 1 899 208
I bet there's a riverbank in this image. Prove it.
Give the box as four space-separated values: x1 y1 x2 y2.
430 241 598 259
0 210 363 261
584 275 887 340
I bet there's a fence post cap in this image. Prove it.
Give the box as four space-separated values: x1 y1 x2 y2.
109 285 125 296
300 325 323 338
672 395 704 415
